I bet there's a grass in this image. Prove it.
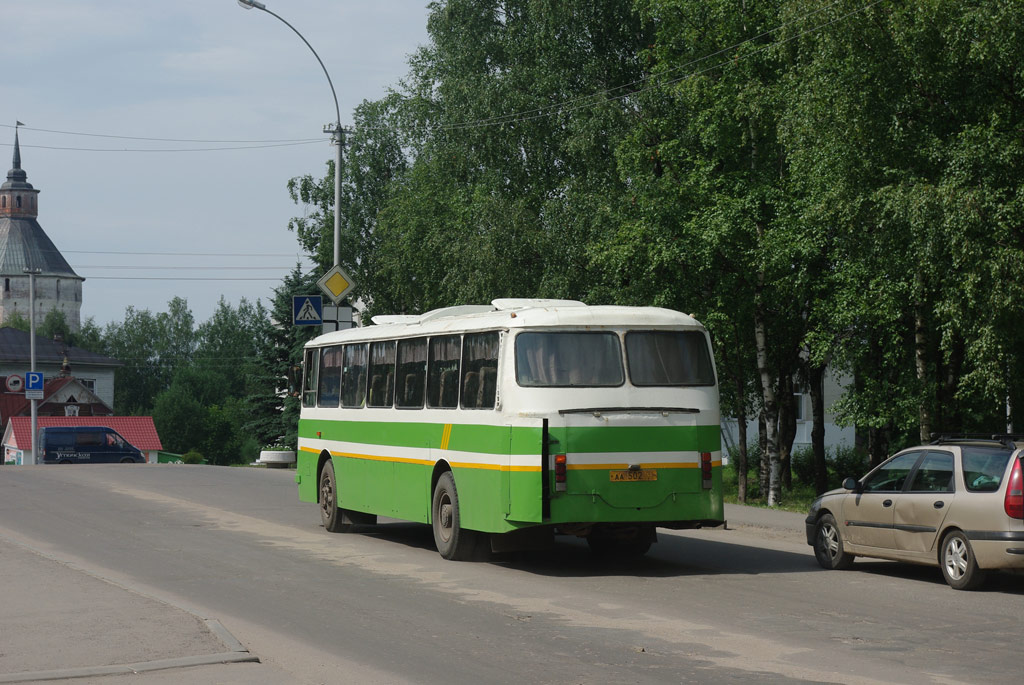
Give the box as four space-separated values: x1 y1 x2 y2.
722 464 818 514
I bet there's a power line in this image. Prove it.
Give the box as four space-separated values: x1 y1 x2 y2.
2 1 885 147
84 277 282 281
72 265 298 270
0 122 322 144
64 249 310 258
9 141 324 153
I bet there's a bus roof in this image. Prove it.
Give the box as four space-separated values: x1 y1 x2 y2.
307 300 705 347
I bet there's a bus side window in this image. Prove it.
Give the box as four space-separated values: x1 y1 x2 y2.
462 331 499 409
428 335 461 409
317 345 343 407
478 366 497 409
367 341 396 408
397 338 427 408
302 348 320 408
341 344 368 408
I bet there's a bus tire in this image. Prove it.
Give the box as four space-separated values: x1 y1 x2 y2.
320 460 353 533
431 472 484 561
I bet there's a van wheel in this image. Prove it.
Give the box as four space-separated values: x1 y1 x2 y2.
120 458 135 464
59 460 72 465
431 472 485 560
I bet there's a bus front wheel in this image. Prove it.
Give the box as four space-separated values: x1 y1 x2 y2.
320 460 353 533
431 472 485 561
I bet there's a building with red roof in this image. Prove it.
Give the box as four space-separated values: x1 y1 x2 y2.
3 416 162 465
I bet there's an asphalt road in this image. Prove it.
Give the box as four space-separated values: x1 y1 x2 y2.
1 465 1022 684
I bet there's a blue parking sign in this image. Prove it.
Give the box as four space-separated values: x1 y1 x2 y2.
26 371 43 391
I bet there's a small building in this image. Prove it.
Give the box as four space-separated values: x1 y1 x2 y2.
3 416 163 465
0 327 120 409
0 376 113 428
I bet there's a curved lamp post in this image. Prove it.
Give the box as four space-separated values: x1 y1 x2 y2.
237 0 344 269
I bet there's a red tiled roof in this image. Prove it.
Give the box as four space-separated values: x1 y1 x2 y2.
7 416 163 451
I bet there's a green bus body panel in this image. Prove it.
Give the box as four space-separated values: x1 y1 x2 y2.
297 417 723 534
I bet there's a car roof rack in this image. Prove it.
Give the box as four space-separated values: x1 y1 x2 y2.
929 433 1024 448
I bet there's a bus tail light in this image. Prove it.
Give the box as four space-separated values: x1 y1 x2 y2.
554 454 567 492
701 452 713 490
1005 457 1023 520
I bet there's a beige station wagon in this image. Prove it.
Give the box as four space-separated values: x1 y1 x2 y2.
806 436 1024 590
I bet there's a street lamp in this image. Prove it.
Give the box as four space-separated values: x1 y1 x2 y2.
237 0 344 269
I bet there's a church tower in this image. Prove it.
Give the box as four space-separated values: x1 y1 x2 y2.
0 128 84 331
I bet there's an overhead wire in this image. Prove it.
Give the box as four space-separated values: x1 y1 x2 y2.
2 0 887 148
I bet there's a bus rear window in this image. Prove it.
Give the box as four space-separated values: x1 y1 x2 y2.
625 331 715 386
515 332 623 387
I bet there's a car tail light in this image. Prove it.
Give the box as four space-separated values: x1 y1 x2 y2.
701 452 713 490
1005 457 1023 520
554 454 567 492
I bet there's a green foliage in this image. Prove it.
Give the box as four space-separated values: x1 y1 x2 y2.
276 0 1024 486
181 450 205 465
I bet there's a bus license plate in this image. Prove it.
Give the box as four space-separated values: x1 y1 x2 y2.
610 469 657 482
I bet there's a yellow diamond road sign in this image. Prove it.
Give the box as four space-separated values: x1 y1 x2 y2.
317 265 355 305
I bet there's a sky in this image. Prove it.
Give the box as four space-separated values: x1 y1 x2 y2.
1 0 432 328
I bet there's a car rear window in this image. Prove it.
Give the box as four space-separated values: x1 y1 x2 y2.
961 446 1014 492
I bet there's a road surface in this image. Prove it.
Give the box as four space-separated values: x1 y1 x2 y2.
1 465 1021 684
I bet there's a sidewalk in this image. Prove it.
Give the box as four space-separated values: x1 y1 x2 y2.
0 536 278 685
724 502 808 543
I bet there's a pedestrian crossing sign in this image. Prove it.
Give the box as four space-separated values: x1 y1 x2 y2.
292 295 323 326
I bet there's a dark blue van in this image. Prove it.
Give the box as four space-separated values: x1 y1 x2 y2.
38 426 145 464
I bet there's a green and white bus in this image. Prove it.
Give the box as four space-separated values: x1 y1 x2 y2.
295 299 724 560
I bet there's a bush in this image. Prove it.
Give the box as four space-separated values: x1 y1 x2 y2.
789 444 868 490
181 449 205 465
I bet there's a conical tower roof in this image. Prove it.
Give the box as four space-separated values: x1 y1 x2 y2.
0 130 82 279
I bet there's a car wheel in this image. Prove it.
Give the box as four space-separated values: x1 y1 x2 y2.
431 472 485 561
814 513 854 570
940 530 986 590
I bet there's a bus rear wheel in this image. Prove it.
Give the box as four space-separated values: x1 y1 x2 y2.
432 472 486 561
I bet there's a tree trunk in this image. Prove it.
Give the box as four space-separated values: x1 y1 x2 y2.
915 308 932 443
758 411 769 498
734 375 748 504
753 285 781 506
777 372 796 491
809 364 828 494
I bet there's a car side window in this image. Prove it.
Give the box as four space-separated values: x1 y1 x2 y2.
862 452 921 492
908 451 954 493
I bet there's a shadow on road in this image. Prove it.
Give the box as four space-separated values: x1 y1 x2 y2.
843 558 1024 594
350 521 818 579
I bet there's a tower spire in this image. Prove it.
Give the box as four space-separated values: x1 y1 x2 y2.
12 126 21 170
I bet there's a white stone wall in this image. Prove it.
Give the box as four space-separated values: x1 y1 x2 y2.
0 275 83 332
